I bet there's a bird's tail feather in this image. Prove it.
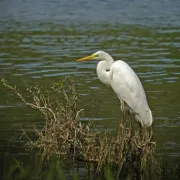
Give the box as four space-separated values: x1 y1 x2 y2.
135 109 153 127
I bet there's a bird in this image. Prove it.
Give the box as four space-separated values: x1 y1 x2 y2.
77 51 153 127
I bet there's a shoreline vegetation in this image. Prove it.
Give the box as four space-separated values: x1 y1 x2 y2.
1 78 180 179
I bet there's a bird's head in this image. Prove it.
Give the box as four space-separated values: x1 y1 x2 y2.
77 51 112 62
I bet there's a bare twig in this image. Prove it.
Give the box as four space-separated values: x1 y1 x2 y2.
1 77 160 178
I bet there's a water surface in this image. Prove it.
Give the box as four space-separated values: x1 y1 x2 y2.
0 0 180 177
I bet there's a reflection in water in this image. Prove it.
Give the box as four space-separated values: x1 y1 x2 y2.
0 0 180 176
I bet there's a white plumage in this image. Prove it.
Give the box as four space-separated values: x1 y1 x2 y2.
77 51 153 127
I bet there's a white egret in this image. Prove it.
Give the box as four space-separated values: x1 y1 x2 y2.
77 51 153 127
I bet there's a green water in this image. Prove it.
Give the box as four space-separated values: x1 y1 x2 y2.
0 0 180 178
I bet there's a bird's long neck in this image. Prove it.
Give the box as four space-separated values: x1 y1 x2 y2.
97 58 114 86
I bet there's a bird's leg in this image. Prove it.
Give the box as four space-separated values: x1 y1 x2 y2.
128 110 133 132
138 122 144 140
125 109 132 137
121 102 126 122
127 109 130 125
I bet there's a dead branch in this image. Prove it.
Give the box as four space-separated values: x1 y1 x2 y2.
1 77 160 178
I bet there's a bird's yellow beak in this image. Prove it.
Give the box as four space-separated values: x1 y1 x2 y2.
77 54 96 62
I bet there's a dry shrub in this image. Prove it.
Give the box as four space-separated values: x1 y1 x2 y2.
1 78 161 179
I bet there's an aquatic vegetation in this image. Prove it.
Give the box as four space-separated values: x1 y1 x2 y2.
1 78 163 179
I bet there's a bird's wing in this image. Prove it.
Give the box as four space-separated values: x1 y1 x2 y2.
110 60 149 114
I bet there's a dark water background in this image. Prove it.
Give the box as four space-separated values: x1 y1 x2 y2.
0 0 180 178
